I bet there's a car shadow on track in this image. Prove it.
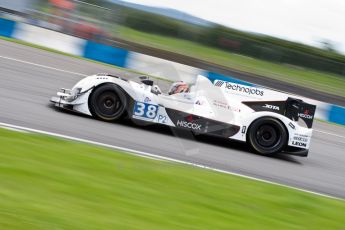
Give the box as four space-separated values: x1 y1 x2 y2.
49 104 302 165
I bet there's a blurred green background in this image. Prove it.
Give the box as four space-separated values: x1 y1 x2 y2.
1 0 345 98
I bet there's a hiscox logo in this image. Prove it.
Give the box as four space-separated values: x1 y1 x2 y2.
298 109 313 120
214 80 264 96
177 120 202 130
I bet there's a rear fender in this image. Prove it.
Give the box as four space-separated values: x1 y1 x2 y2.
236 111 311 150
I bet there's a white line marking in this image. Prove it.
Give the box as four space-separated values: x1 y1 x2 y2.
0 121 344 201
314 129 345 139
0 123 164 161
0 55 86 76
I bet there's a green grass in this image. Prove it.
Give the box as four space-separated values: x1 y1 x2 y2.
118 26 345 97
0 128 345 229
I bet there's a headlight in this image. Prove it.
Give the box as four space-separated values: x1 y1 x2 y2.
65 87 82 102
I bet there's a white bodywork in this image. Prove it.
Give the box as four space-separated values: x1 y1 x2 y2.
51 74 314 151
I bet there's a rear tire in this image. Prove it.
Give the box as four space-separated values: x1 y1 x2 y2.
247 117 287 155
89 84 127 121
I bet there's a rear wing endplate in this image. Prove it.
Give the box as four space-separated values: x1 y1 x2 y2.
285 97 316 128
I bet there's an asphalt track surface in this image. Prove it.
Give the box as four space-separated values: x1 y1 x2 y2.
1 40 345 199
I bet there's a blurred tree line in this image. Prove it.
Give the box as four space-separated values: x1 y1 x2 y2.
78 0 345 76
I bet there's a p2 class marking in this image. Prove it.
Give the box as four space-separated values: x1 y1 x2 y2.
157 115 167 124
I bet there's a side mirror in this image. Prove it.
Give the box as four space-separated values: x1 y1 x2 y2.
139 75 148 80
141 79 154 86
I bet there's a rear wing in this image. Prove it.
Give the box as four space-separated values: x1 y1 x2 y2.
285 97 316 128
243 97 316 128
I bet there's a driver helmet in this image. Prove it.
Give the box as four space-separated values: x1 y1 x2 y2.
168 81 190 95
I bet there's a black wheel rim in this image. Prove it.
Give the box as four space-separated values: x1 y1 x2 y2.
95 91 122 118
255 124 281 148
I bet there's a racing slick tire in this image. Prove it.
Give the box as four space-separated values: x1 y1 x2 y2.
247 117 288 155
89 84 127 121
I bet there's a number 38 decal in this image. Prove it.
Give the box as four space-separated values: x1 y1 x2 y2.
133 102 158 119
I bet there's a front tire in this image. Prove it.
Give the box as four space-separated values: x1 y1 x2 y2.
247 117 288 155
89 84 127 121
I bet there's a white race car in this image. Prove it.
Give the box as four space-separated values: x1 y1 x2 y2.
51 73 316 156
